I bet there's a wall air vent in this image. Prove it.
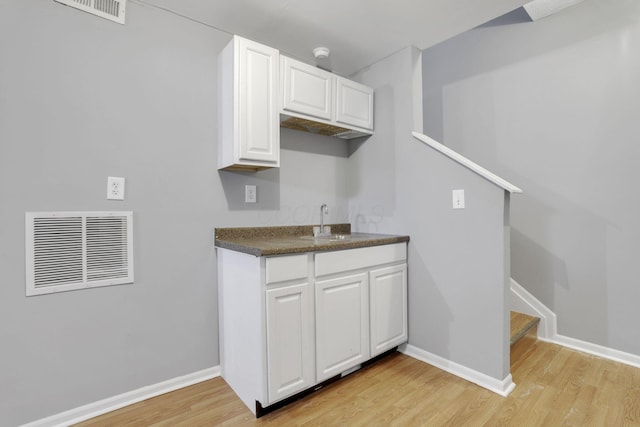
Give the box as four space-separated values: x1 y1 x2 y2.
26 211 134 296
54 0 127 24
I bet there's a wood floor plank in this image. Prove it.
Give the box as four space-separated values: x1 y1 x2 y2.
75 343 640 427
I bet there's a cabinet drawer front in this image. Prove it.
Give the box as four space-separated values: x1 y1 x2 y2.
315 243 406 277
266 254 308 284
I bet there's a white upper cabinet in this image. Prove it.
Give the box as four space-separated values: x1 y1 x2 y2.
218 36 280 171
335 77 374 131
280 54 374 139
281 56 333 121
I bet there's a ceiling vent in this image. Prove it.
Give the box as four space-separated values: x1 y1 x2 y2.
54 0 127 24
25 211 134 296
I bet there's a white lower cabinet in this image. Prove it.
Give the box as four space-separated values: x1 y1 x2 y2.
265 281 315 402
217 242 407 416
315 272 369 381
369 264 408 357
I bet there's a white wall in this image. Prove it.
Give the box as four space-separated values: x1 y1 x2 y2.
0 1 348 425
422 0 640 356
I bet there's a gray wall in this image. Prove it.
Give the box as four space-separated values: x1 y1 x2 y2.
0 1 348 425
422 0 640 356
349 48 511 383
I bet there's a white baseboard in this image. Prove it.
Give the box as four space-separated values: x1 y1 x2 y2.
510 278 557 339
543 335 640 369
399 344 515 397
22 366 221 427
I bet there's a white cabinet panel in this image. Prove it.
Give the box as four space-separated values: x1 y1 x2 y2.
335 77 374 130
219 36 279 171
266 282 315 402
266 254 308 284
315 273 369 381
369 264 408 357
281 56 333 120
315 242 406 277
238 39 279 163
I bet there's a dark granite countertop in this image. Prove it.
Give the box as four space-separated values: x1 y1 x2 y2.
215 224 409 256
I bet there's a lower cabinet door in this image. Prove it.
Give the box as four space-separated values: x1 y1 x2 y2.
266 282 315 403
369 264 407 357
315 272 369 382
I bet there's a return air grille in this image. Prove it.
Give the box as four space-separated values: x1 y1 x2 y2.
26 212 134 296
54 0 127 24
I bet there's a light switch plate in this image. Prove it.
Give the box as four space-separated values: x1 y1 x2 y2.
452 189 465 209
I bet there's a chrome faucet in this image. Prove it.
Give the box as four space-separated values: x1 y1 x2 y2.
317 204 329 236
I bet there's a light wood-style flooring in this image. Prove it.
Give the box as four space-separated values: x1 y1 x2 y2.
76 339 640 426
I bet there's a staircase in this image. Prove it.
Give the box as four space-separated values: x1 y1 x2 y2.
510 311 540 366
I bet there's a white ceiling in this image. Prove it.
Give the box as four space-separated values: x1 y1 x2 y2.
140 0 531 76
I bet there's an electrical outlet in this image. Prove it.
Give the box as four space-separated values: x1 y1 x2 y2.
107 177 125 200
245 185 257 203
452 189 465 209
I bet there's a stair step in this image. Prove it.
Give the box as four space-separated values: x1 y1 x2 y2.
510 311 540 346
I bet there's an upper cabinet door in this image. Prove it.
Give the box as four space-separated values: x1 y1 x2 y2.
281 56 333 121
335 77 374 131
218 35 279 171
237 37 280 164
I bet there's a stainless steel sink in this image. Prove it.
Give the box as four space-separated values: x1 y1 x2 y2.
299 234 352 242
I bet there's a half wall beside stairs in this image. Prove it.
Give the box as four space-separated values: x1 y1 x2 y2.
408 131 522 395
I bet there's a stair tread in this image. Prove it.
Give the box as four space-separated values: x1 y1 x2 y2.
510 311 540 346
